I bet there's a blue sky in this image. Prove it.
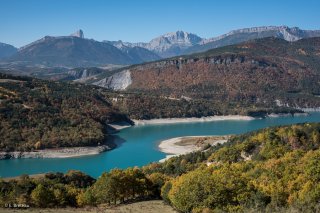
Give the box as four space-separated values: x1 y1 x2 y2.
1 0 320 47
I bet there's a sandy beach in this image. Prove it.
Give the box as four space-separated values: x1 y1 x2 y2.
133 115 254 125
158 135 229 162
134 111 315 125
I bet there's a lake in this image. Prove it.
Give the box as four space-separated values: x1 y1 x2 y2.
1 113 320 178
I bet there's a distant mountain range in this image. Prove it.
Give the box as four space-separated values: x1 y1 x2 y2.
106 26 320 58
2 30 160 67
0 42 17 59
1 26 320 68
185 26 320 54
106 31 203 58
1 32 320 120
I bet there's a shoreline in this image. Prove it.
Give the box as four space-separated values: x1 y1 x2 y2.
0 135 120 160
1 111 316 160
158 135 229 162
133 112 311 125
296 107 320 112
133 115 255 125
0 145 112 160
108 121 132 131
266 112 309 118
0 122 132 160
2 173 46 181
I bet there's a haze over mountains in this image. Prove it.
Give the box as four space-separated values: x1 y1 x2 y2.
1 26 320 68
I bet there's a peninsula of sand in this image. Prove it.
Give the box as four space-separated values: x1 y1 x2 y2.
158 135 230 162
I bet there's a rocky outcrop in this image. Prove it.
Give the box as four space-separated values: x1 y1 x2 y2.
66 67 104 80
144 31 203 56
93 69 132 90
107 31 203 58
143 55 251 69
70 29 84 38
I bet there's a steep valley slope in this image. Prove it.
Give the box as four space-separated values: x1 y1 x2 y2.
95 37 320 118
0 73 132 152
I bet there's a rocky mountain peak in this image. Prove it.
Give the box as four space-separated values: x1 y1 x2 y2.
141 31 203 57
110 40 127 50
70 29 84 38
0 42 18 59
158 31 203 45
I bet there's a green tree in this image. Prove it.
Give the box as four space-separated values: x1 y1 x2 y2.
31 184 55 207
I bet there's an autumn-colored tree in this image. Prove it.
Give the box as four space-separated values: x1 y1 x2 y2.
31 184 55 207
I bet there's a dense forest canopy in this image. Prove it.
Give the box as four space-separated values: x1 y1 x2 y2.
0 73 131 152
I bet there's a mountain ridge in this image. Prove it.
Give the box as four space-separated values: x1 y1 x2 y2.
107 30 203 58
91 37 320 118
105 26 320 58
0 42 17 59
185 25 320 54
2 25 320 71
5 30 160 68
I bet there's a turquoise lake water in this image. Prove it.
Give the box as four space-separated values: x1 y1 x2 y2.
1 113 320 178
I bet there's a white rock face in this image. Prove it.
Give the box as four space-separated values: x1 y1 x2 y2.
93 70 132 90
145 31 203 52
202 26 320 44
111 31 203 57
81 69 88 78
108 40 127 50
279 27 300 41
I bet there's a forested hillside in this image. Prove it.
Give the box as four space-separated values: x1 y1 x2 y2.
0 73 131 152
111 92 302 119
112 37 320 112
1 123 320 212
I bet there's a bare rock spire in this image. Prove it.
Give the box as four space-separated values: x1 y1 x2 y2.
70 29 84 38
